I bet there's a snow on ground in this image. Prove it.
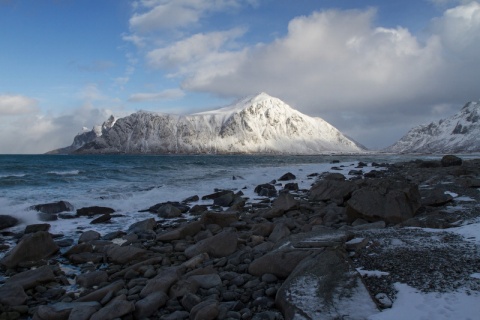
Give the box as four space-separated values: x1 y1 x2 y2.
369 283 480 320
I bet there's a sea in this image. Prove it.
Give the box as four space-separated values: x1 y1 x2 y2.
0 153 464 244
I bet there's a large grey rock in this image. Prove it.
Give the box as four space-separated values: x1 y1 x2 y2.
276 249 378 320
157 204 182 218
134 292 168 319
441 155 462 167
189 299 219 320
90 298 134 320
0 214 18 230
201 211 238 228
248 249 312 279
184 229 238 258
140 266 184 298
346 179 421 224
31 201 74 214
156 220 202 241
262 192 299 219
76 271 109 288
0 285 27 306
127 218 156 233
76 280 124 302
78 230 101 243
309 180 358 203
105 244 148 264
76 206 115 217
4 265 56 289
0 231 59 268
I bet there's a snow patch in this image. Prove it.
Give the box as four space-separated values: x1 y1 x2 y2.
356 268 390 278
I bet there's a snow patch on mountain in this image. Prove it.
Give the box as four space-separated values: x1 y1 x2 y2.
51 93 365 154
385 101 480 153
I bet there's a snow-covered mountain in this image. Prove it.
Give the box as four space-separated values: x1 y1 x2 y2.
54 93 365 154
47 116 117 154
385 101 480 153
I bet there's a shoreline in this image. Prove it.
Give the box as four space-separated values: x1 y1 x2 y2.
0 155 479 319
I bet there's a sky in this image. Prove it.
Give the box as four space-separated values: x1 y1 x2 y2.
1 0 480 153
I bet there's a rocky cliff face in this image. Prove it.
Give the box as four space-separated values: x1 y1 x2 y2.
72 93 364 154
385 101 480 153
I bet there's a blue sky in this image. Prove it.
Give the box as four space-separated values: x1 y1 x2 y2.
1 0 480 153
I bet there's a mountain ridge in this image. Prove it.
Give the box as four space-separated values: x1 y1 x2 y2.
50 93 365 155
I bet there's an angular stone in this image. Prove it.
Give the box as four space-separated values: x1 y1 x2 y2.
76 270 109 288
127 218 156 233
134 291 168 319
213 191 235 207
105 244 148 264
5 265 56 289
90 299 134 320
90 213 111 224
140 266 184 298
184 229 238 258
276 249 378 320
248 249 312 279
190 300 219 320
309 180 358 203
76 206 115 217
76 280 124 302
0 231 59 268
157 204 182 218
254 183 277 197
24 223 50 234
0 285 27 306
262 192 299 219
421 189 453 207
201 211 238 228
0 215 18 230
268 223 291 243
78 230 101 244
346 179 421 224
279 172 296 181
31 201 73 214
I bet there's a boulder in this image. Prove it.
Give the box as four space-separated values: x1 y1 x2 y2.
38 212 58 222
283 182 299 191
184 229 238 258
157 204 182 218
127 218 156 233
76 270 109 288
90 213 111 224
189 300 219 320
421 189 454 207
0 285 27 306
105 244 148 264
183 195 200 203
76 206 115 217
78 230 101 243
188 274 222 289
213 191 235 207
248 249 312 278
0 215 18 230
134 291 168 319
276 249 378 320
31 201 73 214
309 180 358 203
90 298 135 320
268 222 291 243
201 190 232 200
4 265 56 289
24 223 50 234
156 220 202 241
0 231 59 268
346 179 421 224
254 183 277 197
441 155 462 167
201 211 238 228
142 201 190 214
140 266 184 298
278 172 296 181
262 192 299 219
76 280 124 302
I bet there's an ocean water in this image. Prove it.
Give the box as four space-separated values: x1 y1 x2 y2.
0 153 452 240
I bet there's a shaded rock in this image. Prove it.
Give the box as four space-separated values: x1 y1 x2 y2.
90 299 135 320
69 304 101 320
68 252 104 264
201 211 238 228
90 213 111 224
417 160 441 168
181 293 202 312
323 173 346 181
105 244 148 264
278 172 296 181
134 291 168 319
142 201 190 213
189 205 209 215
400 211 461 229
38 212 58 222
128 218 156 233
35 305 71 320
254 183 277 197
441 155 462 167
76 270 109 288
213 191 235 207
156 220 202 241
31 201 73 214
248 249 312 279
0 215 18 230
140 266 184 298
309 180 358 203
346 179 421 224
157 204 182 218
321 203 347 227
352 221 386 230
63 243 93 257
288 227 353 249
262 192 299 219
283 182 299 191
421 189 454 207
5 265 56 289
251 222 274 237
0 285 27 306
189 299 219 320
183 195 200 203
457 177 480 188
0 231 59 268
276 249 378 320
78 230 101 243
185 229 238 258
202 190 233 200
76 206 114 217
24 223 50 234
76 280 124 302
188 274 222 289
268 223 291 243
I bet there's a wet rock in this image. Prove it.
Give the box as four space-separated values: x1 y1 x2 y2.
38 212 58 222
4 265 56 289
346 179 421 224
183 195 200 203
78 230 101 243
128 218 156 233
213 191 235 207
283 182 299 191
278 172 296 181
185 229 238 258
24 223 50 234
156 220 202 241
276 249 378 320
90 213 111 224
254 183 277 197
76 206 115 217
157 204 183 218
441 155 462 167
31 201 73 214
0 231 59 268
143 201 190 214
262 192 299 219
202 190 233 200
0 215 18 230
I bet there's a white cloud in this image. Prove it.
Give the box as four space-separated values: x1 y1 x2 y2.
128 88 185 102
130 0 242 32
0 94 39 115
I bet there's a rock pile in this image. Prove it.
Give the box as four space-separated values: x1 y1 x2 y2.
0 154 478 319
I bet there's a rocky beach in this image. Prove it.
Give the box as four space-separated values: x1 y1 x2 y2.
0 155 479 320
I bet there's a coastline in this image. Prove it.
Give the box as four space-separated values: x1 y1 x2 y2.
0 155 478 319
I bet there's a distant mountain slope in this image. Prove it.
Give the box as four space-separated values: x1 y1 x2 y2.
385 101 480 153
52 93 365 154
